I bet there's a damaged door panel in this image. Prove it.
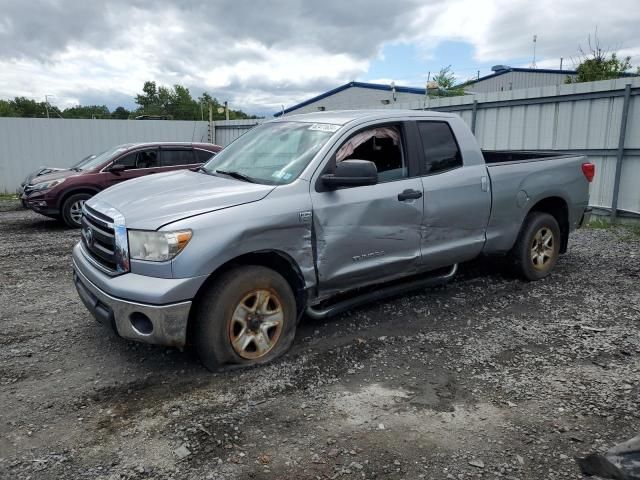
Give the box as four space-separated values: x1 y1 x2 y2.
311 178 424 297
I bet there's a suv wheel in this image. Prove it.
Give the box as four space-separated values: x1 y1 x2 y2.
61 193 92 228
510 212 561 281
194 266 298 371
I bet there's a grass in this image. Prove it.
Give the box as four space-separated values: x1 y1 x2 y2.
586 216 640 239
0 193 19 200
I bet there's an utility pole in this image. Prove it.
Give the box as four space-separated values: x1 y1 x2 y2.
224 101 229 121
208 103 213 143
531 35 537 68
44 94 51 119
560 57 563 70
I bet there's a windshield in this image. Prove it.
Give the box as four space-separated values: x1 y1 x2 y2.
72 154 97 169
78 144 133 171
203 121 339 185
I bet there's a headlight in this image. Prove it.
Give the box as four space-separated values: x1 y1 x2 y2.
128 229 192 262
30 178 66 191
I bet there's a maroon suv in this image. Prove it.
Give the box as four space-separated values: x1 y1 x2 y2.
21 142 222 227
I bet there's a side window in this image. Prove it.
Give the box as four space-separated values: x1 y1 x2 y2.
417 122 463 174
114 152 137 169
195 149 216 163
134 149 159 169
162 149 196 167
336 125 406 182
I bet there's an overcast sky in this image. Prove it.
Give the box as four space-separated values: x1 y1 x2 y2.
0 0 638 116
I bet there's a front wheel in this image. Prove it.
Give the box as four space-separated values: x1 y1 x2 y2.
194 266 298 371
510 212 561 281
61 193 92 228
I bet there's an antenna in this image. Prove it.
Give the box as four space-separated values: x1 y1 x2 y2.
531 35 537 68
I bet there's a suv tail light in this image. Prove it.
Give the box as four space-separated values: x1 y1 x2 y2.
581 163 595 183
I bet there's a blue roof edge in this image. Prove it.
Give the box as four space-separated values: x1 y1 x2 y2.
273 81 426 117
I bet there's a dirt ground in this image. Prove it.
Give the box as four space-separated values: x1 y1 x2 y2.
1 199 639 480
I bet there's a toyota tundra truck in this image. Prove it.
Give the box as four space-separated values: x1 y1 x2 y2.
72 110 594 371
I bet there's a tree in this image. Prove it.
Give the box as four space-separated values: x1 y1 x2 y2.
566 31 633 83
62 105 111 119
111 106 131 119
0 81 258 119
0 100 18 117
429 66 467 97
134 81 257 120
3 97 63 118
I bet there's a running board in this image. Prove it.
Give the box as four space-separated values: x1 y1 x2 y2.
305 264 458 320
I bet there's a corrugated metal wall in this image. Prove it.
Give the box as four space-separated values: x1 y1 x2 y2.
0 118 210 192
470 71 576 93
212 119 262 147
282 86 426 115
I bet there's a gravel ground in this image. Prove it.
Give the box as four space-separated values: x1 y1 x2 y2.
1 200 639 480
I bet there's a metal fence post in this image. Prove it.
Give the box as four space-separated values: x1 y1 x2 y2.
611 84 632 220
471 100 478 135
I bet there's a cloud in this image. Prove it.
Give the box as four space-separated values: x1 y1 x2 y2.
0 0 639 115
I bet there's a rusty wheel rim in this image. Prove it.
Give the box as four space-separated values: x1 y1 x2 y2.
228 289 284 360
530 227 555 271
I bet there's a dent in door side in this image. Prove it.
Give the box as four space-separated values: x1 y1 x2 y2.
311 181 424 301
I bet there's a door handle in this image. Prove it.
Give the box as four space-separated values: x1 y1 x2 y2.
397 189 423 201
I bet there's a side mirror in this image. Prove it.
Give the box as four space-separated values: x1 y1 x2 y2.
321 159 378 188
108 163 126 174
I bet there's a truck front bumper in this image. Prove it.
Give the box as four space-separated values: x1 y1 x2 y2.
71 243 205 348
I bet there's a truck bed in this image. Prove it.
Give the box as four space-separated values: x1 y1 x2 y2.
482 151 589 255
482 150 574 164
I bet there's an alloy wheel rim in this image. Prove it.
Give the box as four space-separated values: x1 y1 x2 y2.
530 227 555 270
70 200 85 224
228 289 284 359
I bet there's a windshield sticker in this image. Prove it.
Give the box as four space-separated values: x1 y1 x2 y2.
272 171 294 180
308 123 340 133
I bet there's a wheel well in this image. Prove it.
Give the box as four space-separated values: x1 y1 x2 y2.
528 197 569 253
187 251 307 343
58 188 99 210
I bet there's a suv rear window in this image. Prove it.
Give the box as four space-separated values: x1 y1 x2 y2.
161 149 195 166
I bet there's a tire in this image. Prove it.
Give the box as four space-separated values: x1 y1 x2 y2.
194 266 298 372
61 193 92 228
510 212 561 281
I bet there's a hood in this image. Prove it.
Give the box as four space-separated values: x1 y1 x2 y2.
87 170 276 230
29 169 78 185
22 167 66 186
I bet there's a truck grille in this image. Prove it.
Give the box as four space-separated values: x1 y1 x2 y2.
81 205 119 273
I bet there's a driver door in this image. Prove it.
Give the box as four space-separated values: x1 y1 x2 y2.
310 122 423 297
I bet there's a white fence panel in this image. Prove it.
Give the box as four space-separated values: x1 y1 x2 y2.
213 119 262 147
0 118 210 192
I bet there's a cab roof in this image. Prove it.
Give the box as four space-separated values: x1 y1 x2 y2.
271 109 453 126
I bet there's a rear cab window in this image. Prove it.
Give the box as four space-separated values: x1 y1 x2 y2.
417 121 463 174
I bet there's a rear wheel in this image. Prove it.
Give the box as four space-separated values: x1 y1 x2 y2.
61 193 92 228
194 266 297 371
510 212 561 281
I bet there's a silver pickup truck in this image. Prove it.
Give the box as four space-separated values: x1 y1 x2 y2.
72 110 593 370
